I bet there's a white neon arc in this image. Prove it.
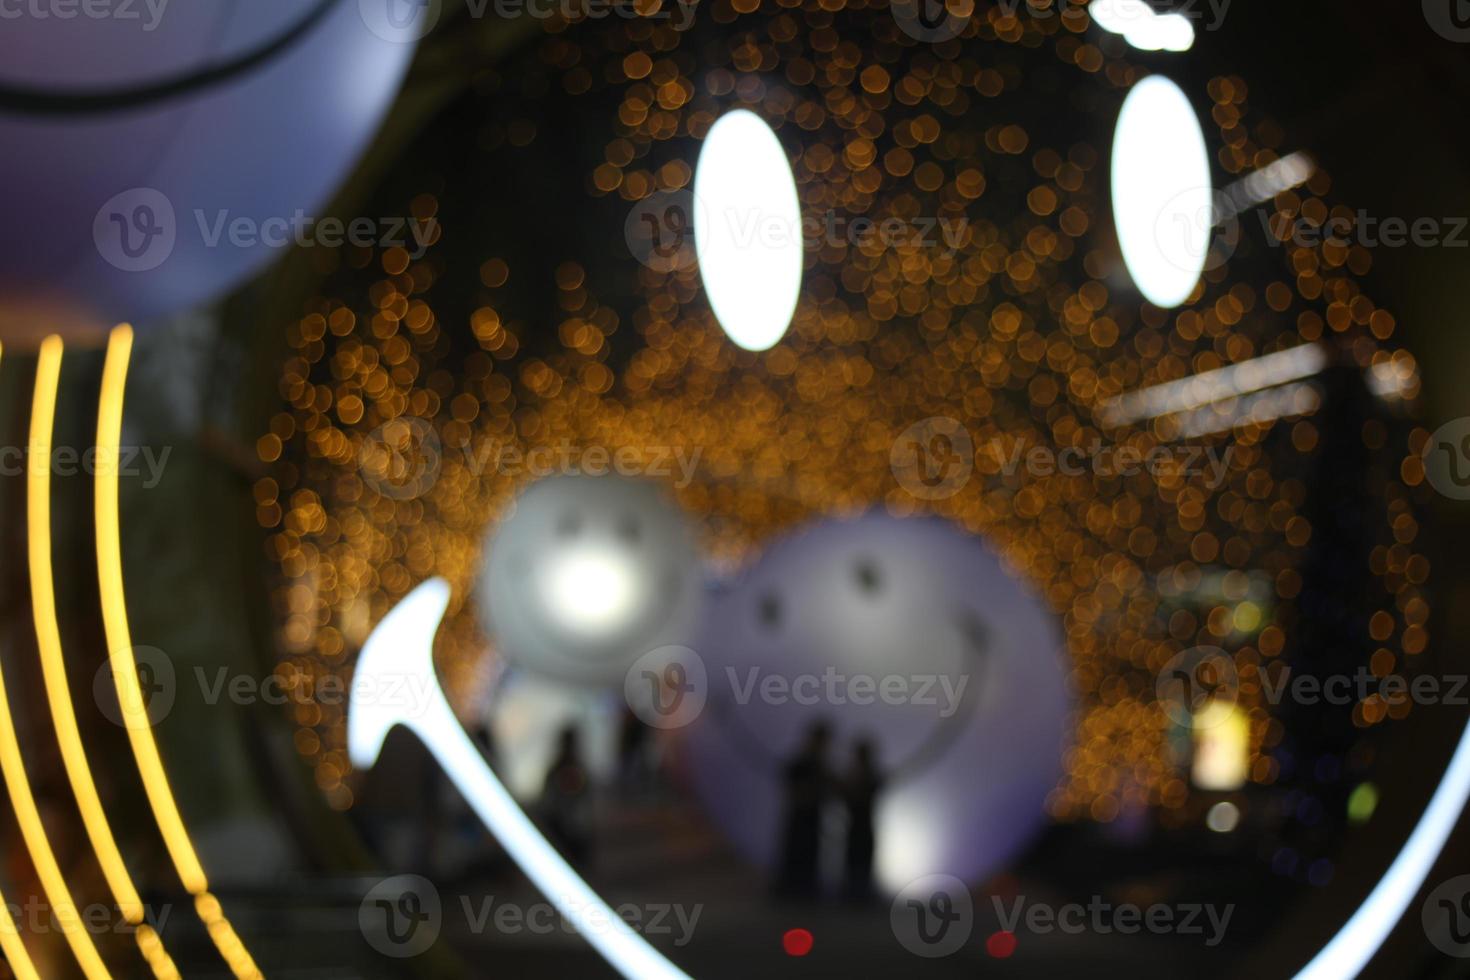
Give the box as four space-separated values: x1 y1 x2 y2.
351 583 1468 980
347 578 692 980
1291 717 1470 979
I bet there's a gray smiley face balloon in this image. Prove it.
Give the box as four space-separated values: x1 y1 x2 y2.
684 512 1072 892
479 475 702 687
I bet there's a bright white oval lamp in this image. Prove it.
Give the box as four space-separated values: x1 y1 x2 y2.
693 109 803 351
1111 76 1213 308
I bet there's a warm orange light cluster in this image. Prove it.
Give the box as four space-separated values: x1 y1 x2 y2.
261 0 1428 822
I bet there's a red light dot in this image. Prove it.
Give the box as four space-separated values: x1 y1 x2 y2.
986 931 1017 959
782 928 813 957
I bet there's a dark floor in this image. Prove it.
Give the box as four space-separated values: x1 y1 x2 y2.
150 787 1296 979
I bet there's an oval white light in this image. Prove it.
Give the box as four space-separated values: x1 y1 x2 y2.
693 109 803 351
1111 77 1213 308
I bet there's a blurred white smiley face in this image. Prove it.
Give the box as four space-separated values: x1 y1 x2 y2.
479 475 701 687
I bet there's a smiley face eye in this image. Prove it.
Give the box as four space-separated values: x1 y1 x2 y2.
556 512 582 538
758 593 781 629
617 515 641 544
853 557 881 596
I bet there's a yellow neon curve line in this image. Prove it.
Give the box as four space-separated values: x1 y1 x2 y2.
31 337 160 931
136 925 180 980
0 904 40 980
0 338 112 979
97 325 264 980
0 667 88 980
0 344 44 980
32 336 181 975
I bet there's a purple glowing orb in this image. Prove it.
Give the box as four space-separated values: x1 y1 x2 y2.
682 512 1071 892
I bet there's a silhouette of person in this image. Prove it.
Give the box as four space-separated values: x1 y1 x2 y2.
775 720 832 898
540 725 593 865
841 737 883 902
417 746 442 871
618 703 653 795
